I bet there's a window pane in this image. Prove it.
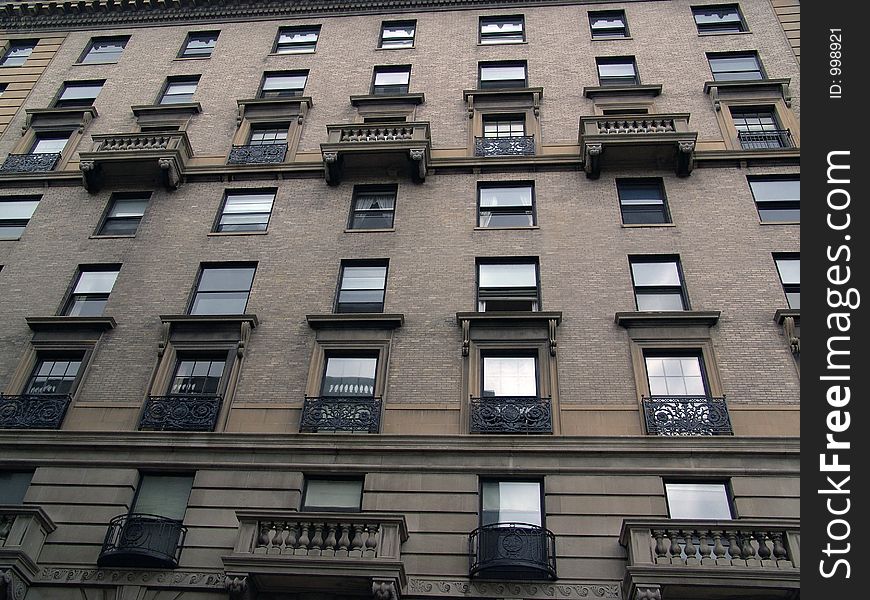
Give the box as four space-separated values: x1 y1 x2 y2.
223 193 275 214
166 82 198 95
171 359 224 394
374 70 410 86
631 261 681 286
749 178 799 202
775 259 800 284
646 356 705 396
32 136 69 154
598 62 636 77
198 266 256 292
636 293 685 311
479 263 536 288
26 359 82 395
263 74 307 90
0 472 32 504
481 481 541 526
618 181 664 204
59 83 102 101
666 483 732 519
483 356 537 396
481 65 525 81
481 20 523 35
279 30 319 44
479 186 532 207
591 15 625 29
323 357 377 396
190 292 248 315
133 474 193 520
0 199 39 219
304 479 363 509
74 270 119 294
342 266 387 290
108 198 148 218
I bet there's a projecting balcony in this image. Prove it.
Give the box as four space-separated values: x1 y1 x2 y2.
469 396 552 434
222 511 408 598
579 114 697 179
300 396 382 433
0 506 56 592
0 152 61 173
619 518 799 600
474 136 536 157
78 131 193 192
138 394 223 432
469 523 557 581
320 121 431 185
0 394 71 429
98 513 187 569
227 143 288 165
642 396 733 436
737 129 793 150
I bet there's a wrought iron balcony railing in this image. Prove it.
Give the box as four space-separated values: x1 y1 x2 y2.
474 136 535 157
469 523 557 580
0 152 61 173
737 129 793 150
0 394 72 429
470 396 552 433
300 396 382 433
138 395 223 432
227 143 288 165
642 396 733 436
98 513 187 569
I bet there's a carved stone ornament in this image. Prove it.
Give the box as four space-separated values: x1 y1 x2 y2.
586 143 603 156
409 148 425 161
407 579 620 599
157 320 171 356
36 568 225 589
678 140 696 154
158 157 181 189
0 570 26 600
634 585 661 600
782 316 800 355
373 579 399 600
225 575 253 599
461 318 470 356
549 318 558 356
323 151 339 163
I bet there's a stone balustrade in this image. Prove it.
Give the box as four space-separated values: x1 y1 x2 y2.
321 121 431 184
79 131 193 192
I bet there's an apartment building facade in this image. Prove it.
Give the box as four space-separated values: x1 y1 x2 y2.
1 1 800 599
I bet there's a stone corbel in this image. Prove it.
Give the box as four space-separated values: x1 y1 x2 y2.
709 84 721 111
79 159 102 193
0 569 26 600
584 143 602 179
781 81 792 107
322 150 340 185
224 575 254 600
548 318 558 356
783 315 800 355
634 585 661 600
461 318 470 356
466 95 474 119
676 140 695 177
238 320 252 358
409 148 427 182
157 320 171 357
372 579 399 600
158 157 181 190
532 89 542 118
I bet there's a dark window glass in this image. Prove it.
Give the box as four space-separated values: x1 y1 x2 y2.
0 471 33 504
180 32 219 58
30 133 70 155
98 193 149 236
80 37 129 64
479 61 527 88
249 125 288 145
477 260 539 312
693 5 746 33
617 179 670 224
774 253 799 309
589 10 629 38
63 266 120 316
482 115 525 138
260 71 308 98
479 16 525 44
1 41 37 67
481 480 541 526
322 355 378 396
25 357 83 395
169 358 225 395
482 355 537 397
708 52 763 80
349 186 396 229
215 190 275 232
596 56 638 86
336 262 388 313
160 76 199 104
731 107 789 149
0 196 40 240
630 257 688 311
133 474 193 521
275 26 320 54
372 66 410 95
380 21 416 48
478 183 535 227
749 176 799 222
303 478 364 510
55 81 104 107
645 353 707 396
189 264 256 315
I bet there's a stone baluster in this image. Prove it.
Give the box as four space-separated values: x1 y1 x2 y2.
771 531 789 563
682 530 698 565
283 521 297 554
274 522 290 553
652 529 668 563
309 522 324 556
364 524 379 558
667 529 683 564
349 523 365 557
741 531 758 566
295 522 311 556
726 530 741 562
711 530 729 565
258 521 277 554
755 531 773 565
323 523 338 557
698 530 713 565
336 524 352 557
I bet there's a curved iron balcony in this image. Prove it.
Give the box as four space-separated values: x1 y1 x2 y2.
0 152 61 173
642 395 733 436
737 129 793 150
0 394 71 429
300 396 382 433
470 396 552 433
98 513 187 569
469 523 557 580
474 136 535 157
139 394 223 432
227 143 287 165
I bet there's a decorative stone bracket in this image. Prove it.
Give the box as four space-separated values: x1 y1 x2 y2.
704 78 792 112
457 312 562 356
774 309 800 356
158 314 257 358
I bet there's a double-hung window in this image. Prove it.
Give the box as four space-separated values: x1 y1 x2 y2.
629 256 688 311
589 10 629 38
482 115 525 138
692 5 746 34
748 176 799 222
477 260 539 312
596 56 639 86
665 482 734 519
25 356 83 395
707 51 763 81
275 26 320 53
169 358 225 395
303 477 364 511
54 81 104 108
617 178 671 225
335 261 388 313
79 37 129 64
1 41 36 67
379 21 416 48
131 473 193 522
349 186 396 230
479 61 527 89
478 183 535 227
0 196 40 240
479 15 525 44
189 264 256 315
260 71 308 98
731 108 789 149
30 133 70 155
179 32 218 58
63 266 120 317
774 253 799 309
372 66 411 95
0 472 32 504
159 76 199 104
214 190 275 233
249 125 288 146
645 353 708 397
98 193 149 236
322 354 378 397
481 480 542 526
482 355 538 398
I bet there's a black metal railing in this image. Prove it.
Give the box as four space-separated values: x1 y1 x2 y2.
0 152 61 173
227 143 288 165
469 523 557 580
642 396 733 436
0 394 72 429
300 396 382 433
474 136 535 157
470 396 552 433
138 395 222 432
737 129 793 150
98 513 186 569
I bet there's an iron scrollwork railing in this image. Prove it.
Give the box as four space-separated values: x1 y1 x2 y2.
138 395 222 432
642 396 733 436
0 152 61 173
227 143 288 165
98 513 187 569
469 523 557 580
470 396 552 433
300 396 382 433
474 136 535 157
737 129 793 150
0 394 72 429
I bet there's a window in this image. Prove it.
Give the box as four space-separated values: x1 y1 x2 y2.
180 31 219 58
629 256 688 311
54 80 104 108
482 355 537 397
379 20 416 48
665 482 733 519
748 176 799 222
692 5 746 34
1 40 36 67
349 186 396 230
214 190 275 233
589 10 629 38
274 25 320 54
482 114 525 138
596 56 638 86
159 76 199 104
63 266 120 317
25 356 83 395
30 132 71 155
168 357 226 395
477 260 539 312
0 471 32 504
79 37 129 64
0 196 40 240
478 183 535 227
336 261 388 313
249 124 288 146
479 15 525 44
97 193 149 236
617 178 670 225
260 70 308 98
645 353 707 396
731 108 790 149
322 354 378 396
132 474 193 521
774 253 799 309
189 264 256 315
303 478 364 511
707 51 763 81
371 65 410 95
479 61 527 89
481 480 542 526
0 84 6 97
